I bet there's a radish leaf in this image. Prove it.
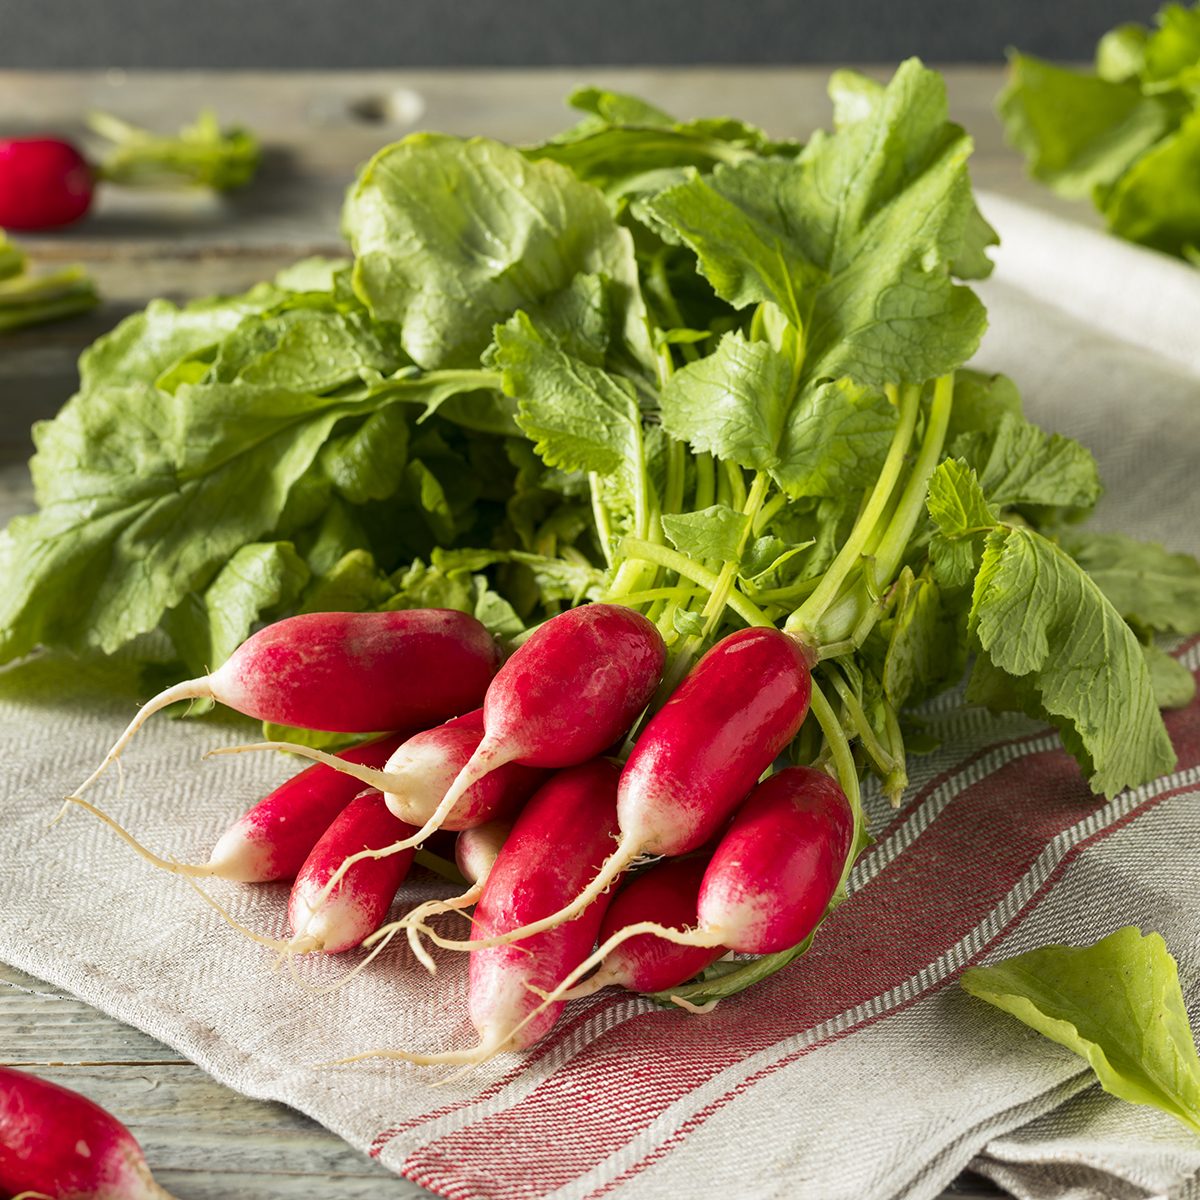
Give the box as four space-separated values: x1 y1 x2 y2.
962 928 1200 1136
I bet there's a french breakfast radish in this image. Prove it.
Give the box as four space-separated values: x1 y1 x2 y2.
0 1065 173 1199
560 856 727 999
288 790 418 955
71 609 499 798
0 138 94 229
427 625 812 952
334 760 621 1068
229 603 665 859
230 709 546 921
378 710 544 831
527 766 854 1018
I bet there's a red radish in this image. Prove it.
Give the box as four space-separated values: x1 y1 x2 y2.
229 709 546 918
70 609 499 798
288 790 418 954
696 766 854 952
378 710 544 831
0 1065 173 1199
334 760 621 1068
197 732 411 882
235 603 665 860
428 625 811 952
0 138 94 229
562 857 726 998
366 817 514 974
527 766 854 1021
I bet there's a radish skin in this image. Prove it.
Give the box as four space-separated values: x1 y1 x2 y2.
333 761 621 1068
379 712 544 831
526 766 854 1020
427 625 811 952
71 609 499 798
0 1065 174 1199
0 138 93 229
226 603 664 861
241 709 546 925
288 791 418 954
55 732 415 886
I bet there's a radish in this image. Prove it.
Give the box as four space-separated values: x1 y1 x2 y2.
367 817 514 974
377 710 544 831
227 603 665 860
0 1065 173 1199
333 760 621 1068
427 625 812 952
557 856 727 999
288 790 418 954
526 766 854 1019
0 138 93 230
225 708 546 921
71 609 500 799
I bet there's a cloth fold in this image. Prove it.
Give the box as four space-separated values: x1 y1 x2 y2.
0 194 1197 1200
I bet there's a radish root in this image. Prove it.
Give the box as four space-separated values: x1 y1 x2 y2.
69 677 209 798
55 795 237 878
362 884 483 974
328 921 723 1078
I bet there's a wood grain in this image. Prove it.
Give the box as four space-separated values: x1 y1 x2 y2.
0 67 1023 1198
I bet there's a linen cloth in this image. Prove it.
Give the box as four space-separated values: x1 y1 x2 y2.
1 192 1198 1200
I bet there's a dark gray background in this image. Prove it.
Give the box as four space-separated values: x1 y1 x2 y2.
0 0 1165 67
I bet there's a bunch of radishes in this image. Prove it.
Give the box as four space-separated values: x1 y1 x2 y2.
67 601 855 1068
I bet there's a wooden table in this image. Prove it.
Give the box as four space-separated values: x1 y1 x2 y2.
0 66 1054 1197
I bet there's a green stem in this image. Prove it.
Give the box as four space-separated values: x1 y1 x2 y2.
872 373 955 584
724 462 747 510
617 539 773 629
825 667 896 778
753 492 788 535
694 452 715 511
664 437 687 517
785 382 922 640
808 680 865 900
615 586 704 606
589 473 615 567
658 471 771 694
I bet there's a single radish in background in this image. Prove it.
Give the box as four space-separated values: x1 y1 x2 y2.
525 766 854 1022
0 1065 174 1199
0 138 93 229
0 111 259 232
334 760 622 1069
231 603 665 860
287 790 419 955
426 625 812 952
69 609 500 800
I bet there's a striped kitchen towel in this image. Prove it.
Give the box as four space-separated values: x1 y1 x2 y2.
0 194 1197 1200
